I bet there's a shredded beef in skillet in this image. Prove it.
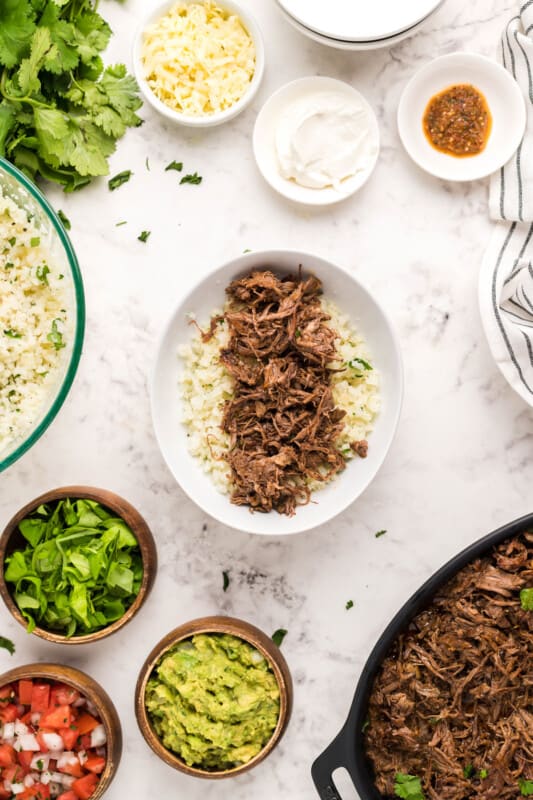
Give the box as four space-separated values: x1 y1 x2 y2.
365 532 533 800
203 269 362 515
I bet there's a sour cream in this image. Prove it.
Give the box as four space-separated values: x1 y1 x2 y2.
275 91 377 190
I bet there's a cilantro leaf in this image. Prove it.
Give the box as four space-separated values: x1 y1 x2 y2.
222 571 230 592
463 764 474 779
180 172 202 185
479 770 488 780
0 0 35 69
520 588 533 610
0 636 15 656
165 160 183 172
272 628 287 647
137 230 150 243
394 773 425 800
108 169 132 190
375 529 387 538
47 318 65 351
346 599 354 610
4 329 21 338
519 779 533 796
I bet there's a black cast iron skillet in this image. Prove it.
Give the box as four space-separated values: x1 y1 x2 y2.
311 512 533 800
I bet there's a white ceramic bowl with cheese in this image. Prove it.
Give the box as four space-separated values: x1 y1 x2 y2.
133 0 265 128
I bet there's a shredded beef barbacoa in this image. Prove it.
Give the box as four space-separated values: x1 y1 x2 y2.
365 533 533 800
204 269 365 515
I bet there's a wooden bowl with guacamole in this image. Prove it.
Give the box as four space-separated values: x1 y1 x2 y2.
135 616 293 778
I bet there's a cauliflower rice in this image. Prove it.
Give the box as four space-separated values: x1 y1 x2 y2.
0 194 71 455
179 298 380 493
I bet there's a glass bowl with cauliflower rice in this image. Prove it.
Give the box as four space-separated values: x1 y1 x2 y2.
0 158 84 473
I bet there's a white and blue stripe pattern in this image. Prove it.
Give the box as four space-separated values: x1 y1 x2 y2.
481 2 533 405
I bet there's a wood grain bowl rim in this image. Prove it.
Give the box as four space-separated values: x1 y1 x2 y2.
0 662 122 800
0 486 157 644
134 615 293 779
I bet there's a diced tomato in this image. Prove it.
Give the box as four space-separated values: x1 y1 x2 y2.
74 714 99 736
59 726 79 750
58 760 84 778
84 756 105 774
57 792 78 800
39 704 73 729
0 787 11 800
20 711 33 725
0 684 14 701
18 680 33 706
0 743 16 767
36 730 52 752
72 773 98 800
19 784 51 800
50 684 80 707
0 703 19 723
79 734 92 750
3 763 26 783
17 751 34 770
31 684 50 714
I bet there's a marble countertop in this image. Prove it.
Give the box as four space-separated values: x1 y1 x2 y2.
1 0 532 798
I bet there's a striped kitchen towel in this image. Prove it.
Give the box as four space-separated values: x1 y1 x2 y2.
480 1 533 405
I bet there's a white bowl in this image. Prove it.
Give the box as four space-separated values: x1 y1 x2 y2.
398 52 527 182
150 250 403 535
132 0 265 128
253 77 380 206
275 1 444 50
275 0 443 42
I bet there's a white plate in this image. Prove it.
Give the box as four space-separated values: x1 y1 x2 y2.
132 0 265 128
398 52 527 182
275 2 442 50
253 77 380 206
151 251 403 536
276 0 443 42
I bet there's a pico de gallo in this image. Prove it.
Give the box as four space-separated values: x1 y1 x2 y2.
0 679 107 800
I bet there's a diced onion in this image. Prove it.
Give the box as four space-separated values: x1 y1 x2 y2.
18 733 40 751
9 784 24 795
2 722 15 740
90 724 107 747
14 721 28 737
42 732 63 751
30 754 49 771
23 776 35 788
56 752 79 769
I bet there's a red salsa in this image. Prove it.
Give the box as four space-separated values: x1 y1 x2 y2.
423 84 492 157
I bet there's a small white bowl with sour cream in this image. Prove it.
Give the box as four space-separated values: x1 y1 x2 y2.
253 76 380 205
133 0 265 128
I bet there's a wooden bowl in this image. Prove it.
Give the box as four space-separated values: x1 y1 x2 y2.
135 616 293 779
0 662 122 800
0 486 157 644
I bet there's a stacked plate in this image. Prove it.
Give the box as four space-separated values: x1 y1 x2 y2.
275 0 446 50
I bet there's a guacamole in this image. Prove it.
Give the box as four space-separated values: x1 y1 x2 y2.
144 633 281 771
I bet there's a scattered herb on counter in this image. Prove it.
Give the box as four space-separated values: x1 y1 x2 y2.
375 529 387 538
138 230 151 243
519 779 533 796
108 170 133 191
4 498 143 636
180 172 202 185
520 588 533 610
47 319 65 351
346 600 354 610
243 248 252 253
222 571 230 592
463 765 474 779
0 2 142 192
115 220 127 227
272 629 287 647
57 210 71 230
165 160 183 172
0 636 15 655
145 157 150 171
394 773 425 800
4 329 21 339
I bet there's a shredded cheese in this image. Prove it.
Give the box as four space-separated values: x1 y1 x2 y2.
141 1 256 116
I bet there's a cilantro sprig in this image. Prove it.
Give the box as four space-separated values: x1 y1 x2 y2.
4 498 143 637
0 1 142 191
394 773 425 800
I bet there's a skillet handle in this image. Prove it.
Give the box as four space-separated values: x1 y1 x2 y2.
311 726 358 800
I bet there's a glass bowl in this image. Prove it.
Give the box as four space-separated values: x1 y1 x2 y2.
0 158 85 473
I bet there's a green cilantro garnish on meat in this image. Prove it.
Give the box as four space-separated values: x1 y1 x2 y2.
180 172 202 185
375 529 387 538
0 637 15 656
0 4 141 191
272 629 287 647
47 319 65 351
463 764 474 779
394 773 425 800
137 230 151 243
222 571 230 592
346 600 354 610
57 210 71 230
108 170 133 191
295 329 302 338
519 779 533 795
4 329 21 338
520 588 533 610
30 236 40 247
479 770 488 779
36 264 50 284
165 160 183 172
